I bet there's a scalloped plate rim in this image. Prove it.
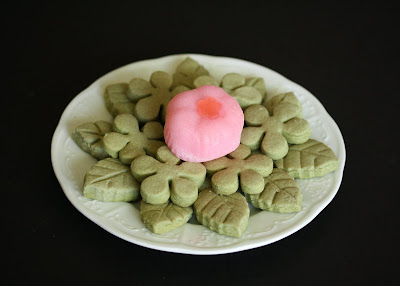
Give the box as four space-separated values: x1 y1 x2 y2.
51 54 346 255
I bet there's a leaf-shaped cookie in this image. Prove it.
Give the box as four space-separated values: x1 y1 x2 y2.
275 139 339 179
72 120 112 159
83 158 140 202
246 168 302 213
104 83 135 117
140 201 193 234
194 189 250 237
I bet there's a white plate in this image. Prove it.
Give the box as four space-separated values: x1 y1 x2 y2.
51 54 346 255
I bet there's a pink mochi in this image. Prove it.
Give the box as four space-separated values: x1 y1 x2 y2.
164 85 244 162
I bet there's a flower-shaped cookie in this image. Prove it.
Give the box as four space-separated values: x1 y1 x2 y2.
131 146 206 207
263 92 303 122
102 114 164 164
203 144 273 195
221 73 263 109
172 57 210 89
193 75 218 88
127 71 185 123
246 77 267 101
241 93 311 160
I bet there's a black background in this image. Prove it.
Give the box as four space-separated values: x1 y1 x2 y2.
4 1 399 285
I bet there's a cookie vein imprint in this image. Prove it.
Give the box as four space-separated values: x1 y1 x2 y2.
164 85 244 162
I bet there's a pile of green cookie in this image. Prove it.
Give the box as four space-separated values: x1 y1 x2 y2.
72 57 339 237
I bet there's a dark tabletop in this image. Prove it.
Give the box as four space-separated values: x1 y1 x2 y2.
4 1 398 285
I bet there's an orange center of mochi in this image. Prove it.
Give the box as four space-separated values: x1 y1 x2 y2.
197 96 222 119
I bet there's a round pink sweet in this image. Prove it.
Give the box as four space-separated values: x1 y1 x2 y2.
164 85 244 162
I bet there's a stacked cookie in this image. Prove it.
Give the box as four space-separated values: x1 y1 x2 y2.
72 57 339 237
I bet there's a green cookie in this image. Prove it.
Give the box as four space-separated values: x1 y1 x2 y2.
241 100 311 160
193 75 219 88
104 83 135 117
203 144 273 195
246 77 267 101
194 189 249 237
72 120 112 159
275 139 339 179
131 146 206 207
263 92 303 122
127 71 183 123
140 201 193 234
221 73 263 109
246 168 302 213
172 57 210 89
102 114 164 164
83 158 140 202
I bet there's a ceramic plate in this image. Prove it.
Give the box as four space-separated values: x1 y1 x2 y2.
51 54 346 255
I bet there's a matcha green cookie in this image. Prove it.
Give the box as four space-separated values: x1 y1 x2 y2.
102 114 164 164
221 73 263 109
203 144 273 195
83 158 140 202
275 139 339 179
72 120 112 159
263 92 303 121
246 168 302 213
104 83 135 117
194 189 250 237
172 57 210 89
155 145 181 165
241 99 311 160
131 146 206 207
140 200 193 234
127 71 184 123
246 77 267 101
193 75 219 88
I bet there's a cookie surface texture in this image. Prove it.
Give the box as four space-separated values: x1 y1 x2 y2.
172 57 210 89
193 75 219 88
72 120 112 159
164 85 244 162
246 77 267 101
194 189 250 237
102 114 164 164
241 98 311 160
140 201 193 234
275 139 339 178
104 83 136 117
83 158 140 202
203 144 273 195
246 168 302 213
263 92 303 121
127 71 182 123
131 146 206 207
